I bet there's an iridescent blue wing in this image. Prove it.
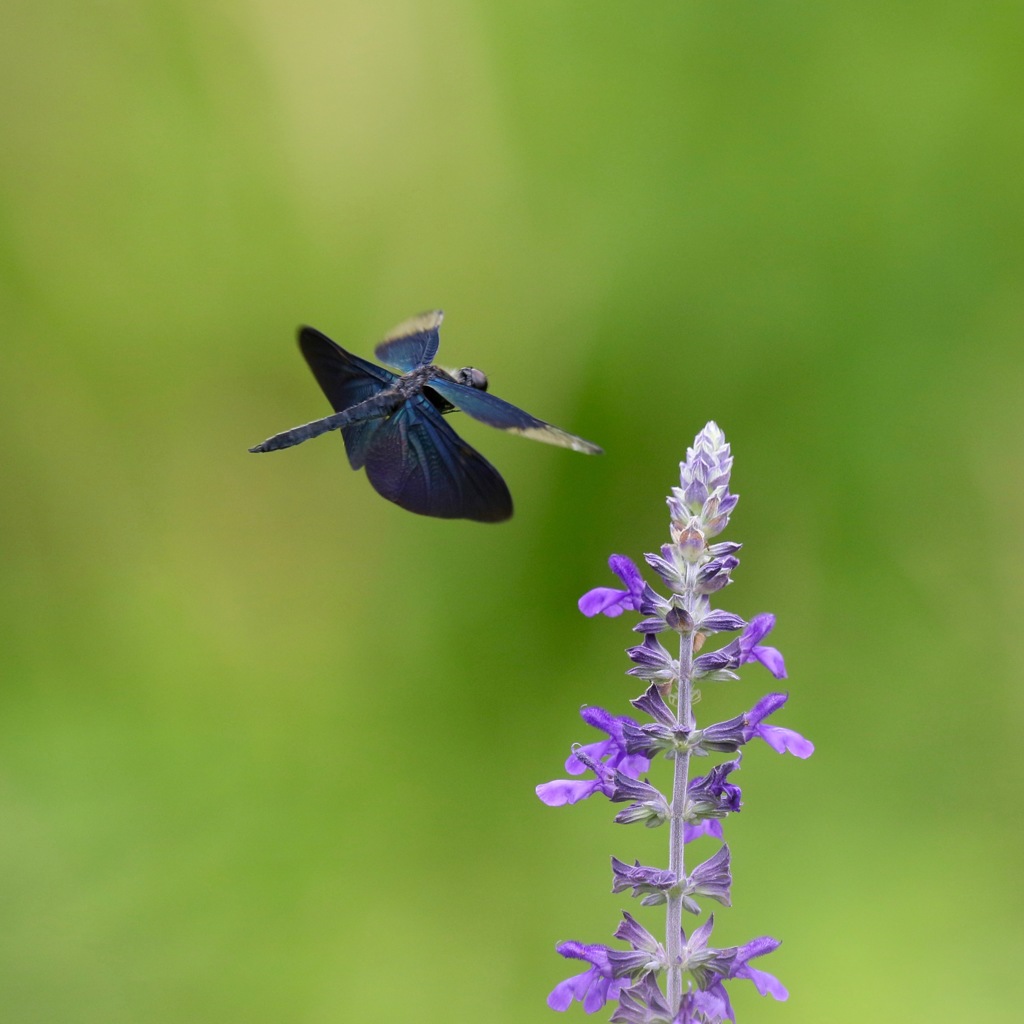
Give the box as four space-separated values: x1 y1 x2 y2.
299 326 398 469
373 310 443 372
363 394 512 522
426 378 603 455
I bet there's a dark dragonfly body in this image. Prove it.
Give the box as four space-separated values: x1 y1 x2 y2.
249 364 478 453
249 311 602 522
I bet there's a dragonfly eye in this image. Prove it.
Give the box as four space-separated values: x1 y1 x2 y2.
456 367 488 391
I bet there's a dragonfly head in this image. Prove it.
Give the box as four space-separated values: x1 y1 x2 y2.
454 367 489 392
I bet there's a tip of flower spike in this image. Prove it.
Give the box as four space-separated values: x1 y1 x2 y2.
670 423 737 538
696 421 725 449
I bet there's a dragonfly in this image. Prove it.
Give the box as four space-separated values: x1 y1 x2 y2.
249 311 602 522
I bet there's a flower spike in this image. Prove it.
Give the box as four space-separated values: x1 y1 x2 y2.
538 423 810 1022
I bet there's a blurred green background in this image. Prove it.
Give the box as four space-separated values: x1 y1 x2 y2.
2 1 1022 1020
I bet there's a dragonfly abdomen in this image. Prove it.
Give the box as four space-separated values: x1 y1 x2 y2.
249 390 400 453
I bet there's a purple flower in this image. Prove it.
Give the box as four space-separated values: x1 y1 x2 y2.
701 935 788 1020
541 424 809 1023
737 614 786 678
685 759 742 821
692 613 787 681
580 555 646 618
610 857 677 906
742 693 813 757
727 936 788 1000
609 969 752 1024
610 977 731 1024
695 692 814 758
620 719 679 759
537 706 651 807
548 941 630 1013
607 913 667 980
540 747 668 825
676 915 737 989
566 707 651 778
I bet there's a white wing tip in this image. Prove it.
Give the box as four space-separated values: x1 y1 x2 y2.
381 309 444 342
517 425 603 454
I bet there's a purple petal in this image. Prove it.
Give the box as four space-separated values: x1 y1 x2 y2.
752 644 787 679
617 753 653 779
737 964 789 1000
728 936 787 1000
740 613 775 648
547 972 584 1011
756 724 814 758
746 692 788 725
579 705 617 733
735 936 779 961
537 779 601 806
547 968 627 1014
608 555 644 595
584 974 627 1013
549 944 629 1014
684 819 724 843
579 587 631 617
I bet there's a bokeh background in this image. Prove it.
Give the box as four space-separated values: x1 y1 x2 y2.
2 1 1022 1021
